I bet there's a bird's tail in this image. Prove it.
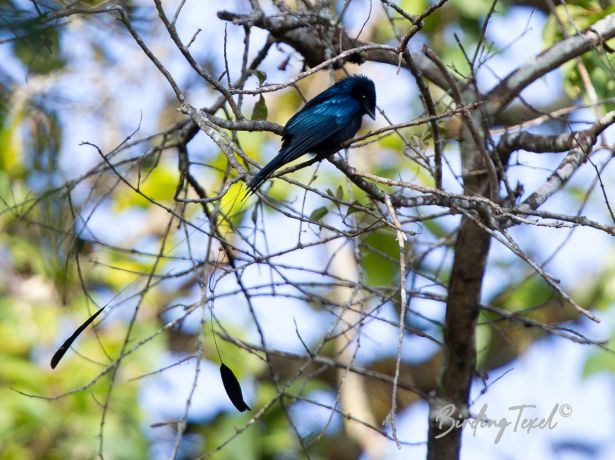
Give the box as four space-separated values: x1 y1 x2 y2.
244 154 284 198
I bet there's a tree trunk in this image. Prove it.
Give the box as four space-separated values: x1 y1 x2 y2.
427 122 493 459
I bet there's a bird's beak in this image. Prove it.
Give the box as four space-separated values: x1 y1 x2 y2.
366 106 376 120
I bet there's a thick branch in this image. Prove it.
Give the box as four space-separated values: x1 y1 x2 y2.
497 111 615 155
217 9 450 90
521 147 589 212
427 215 490 460
488 13 615 115
507 111 615 212
427 84 496 456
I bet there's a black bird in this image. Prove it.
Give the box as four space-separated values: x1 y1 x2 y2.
246 74 376 195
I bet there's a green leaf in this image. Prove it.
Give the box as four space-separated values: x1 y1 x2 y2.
254 70 267 85
399 0 428 15
346 200 362 217
309 206 329 222
13 26 65 75
361 229 399 285
336 185 344 201
451 0 494 19
251 95 268 121
0 109 25 178
475 322 493 368
583 333 615 376
114 164 179 210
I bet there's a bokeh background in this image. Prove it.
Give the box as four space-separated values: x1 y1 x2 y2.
1 0 615 459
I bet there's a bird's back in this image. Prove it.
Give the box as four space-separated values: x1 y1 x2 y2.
281 94 361 158
246 76 374 195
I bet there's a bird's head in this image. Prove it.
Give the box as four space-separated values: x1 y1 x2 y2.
347 75 377 120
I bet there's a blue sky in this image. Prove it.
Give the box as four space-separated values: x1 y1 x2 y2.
6 1 614 458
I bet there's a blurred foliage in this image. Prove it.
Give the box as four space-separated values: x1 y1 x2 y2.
0 0 614 458
543 2 615 107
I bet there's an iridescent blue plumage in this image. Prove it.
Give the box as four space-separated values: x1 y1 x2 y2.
247 75 376 194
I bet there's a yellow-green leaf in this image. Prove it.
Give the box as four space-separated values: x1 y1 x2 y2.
309 206 329 222
251 95 268 121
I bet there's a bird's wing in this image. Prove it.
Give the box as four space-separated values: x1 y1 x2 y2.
279 95 360 164
245 95 360 196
